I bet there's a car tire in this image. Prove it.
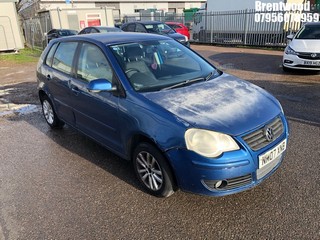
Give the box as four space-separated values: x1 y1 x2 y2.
133 143 176 197
41 95 65 129
282 65 291 72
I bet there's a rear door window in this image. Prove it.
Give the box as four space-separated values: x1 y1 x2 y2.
136 24 146 33
52 42 78 75
90 28 99 33
127 24 136 32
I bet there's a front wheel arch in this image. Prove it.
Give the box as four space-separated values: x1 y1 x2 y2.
132 142 178 197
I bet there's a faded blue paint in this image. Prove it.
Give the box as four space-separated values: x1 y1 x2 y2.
143 73 281 136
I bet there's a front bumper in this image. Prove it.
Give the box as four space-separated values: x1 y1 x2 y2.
283 53 320 70
166 115 289 197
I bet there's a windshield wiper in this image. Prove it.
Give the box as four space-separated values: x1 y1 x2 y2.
161 70 219 91
205 71 214 81
161 77 205 91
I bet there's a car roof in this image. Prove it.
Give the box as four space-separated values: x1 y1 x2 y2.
91 26 119 29
54 32 171 45
49 28 73 32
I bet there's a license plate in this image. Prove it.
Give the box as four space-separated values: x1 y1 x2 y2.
303 60 320 66
259 139 287 169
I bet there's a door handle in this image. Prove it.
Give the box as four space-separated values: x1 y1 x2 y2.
68 80 80 96
71 86 80 95
46 74 52 81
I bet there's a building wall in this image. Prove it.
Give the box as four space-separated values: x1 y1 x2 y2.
38 1 204 16
0 1 24 51
20 0 204 32
49 7 114 30
119 2 169 13
119 1 203 15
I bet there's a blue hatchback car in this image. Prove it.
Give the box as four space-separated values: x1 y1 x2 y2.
37 33 289 197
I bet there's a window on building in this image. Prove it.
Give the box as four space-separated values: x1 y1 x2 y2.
134 9 144 13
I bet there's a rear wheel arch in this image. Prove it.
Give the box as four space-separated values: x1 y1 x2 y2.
39 92 64 129
38 90 47 103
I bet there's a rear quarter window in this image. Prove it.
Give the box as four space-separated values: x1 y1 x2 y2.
45 43 59 66
52 42 78 75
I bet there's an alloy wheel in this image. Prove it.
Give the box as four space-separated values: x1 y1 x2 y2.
42 100 54 125
136 151 163 191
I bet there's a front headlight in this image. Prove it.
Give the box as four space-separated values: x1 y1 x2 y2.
285 46 297 55
185 129 240 158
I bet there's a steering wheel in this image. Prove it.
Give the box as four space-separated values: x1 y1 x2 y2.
125 68 141 74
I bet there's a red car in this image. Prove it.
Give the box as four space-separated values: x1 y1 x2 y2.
165 22 190 40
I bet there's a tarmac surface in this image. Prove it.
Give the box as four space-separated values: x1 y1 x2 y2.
0 45 319 239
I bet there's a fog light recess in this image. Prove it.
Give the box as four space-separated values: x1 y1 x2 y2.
284 60 293 64
214 180 228 189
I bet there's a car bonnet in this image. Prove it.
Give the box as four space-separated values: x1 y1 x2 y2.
167 32 186 41
142 74 281 136
290 39 320 52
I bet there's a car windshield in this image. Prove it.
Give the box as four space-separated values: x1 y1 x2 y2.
295 25 320 39
144 23 175 34
109 39 220 92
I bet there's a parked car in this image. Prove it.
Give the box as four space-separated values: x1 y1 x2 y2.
37 33 289 197
165 21 190 40
46 29 78 43
283 22 320 71
78 26 123 35
121 21 189 47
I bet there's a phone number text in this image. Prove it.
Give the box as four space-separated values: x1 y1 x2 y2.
255 12 320 23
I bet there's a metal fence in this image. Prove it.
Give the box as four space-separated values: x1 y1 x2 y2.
122 12 188 25
23 13 51 50
192 5 320 47
22 4 320 50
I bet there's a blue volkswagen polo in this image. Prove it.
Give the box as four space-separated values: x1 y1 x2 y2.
37 33 289 197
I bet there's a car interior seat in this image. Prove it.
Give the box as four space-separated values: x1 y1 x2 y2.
124 45 157 87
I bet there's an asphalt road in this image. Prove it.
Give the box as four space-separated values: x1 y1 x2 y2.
0 45 319 240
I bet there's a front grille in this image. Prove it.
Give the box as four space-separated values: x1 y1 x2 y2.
297 52 320 60
203 174 253 191
242 117 284 151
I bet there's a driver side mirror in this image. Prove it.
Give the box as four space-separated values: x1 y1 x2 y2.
287 34 294 40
